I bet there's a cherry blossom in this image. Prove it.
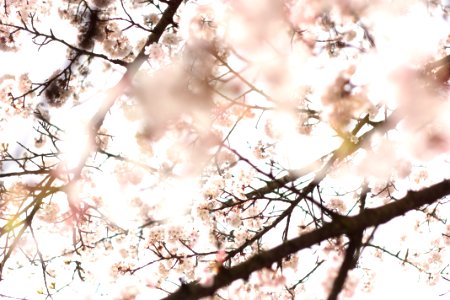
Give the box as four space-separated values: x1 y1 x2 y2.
0 1 449 300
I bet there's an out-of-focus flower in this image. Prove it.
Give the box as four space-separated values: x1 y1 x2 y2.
144 43 165 60
162 32 180 46
144 13 160 25
92 0 113 7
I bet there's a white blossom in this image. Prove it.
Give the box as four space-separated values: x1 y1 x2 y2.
162 32 180 46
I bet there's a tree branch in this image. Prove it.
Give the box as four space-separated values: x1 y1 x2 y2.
164 179 450 300
327 230 363 300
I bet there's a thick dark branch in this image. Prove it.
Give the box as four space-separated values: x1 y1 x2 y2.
164 179 450 300
327 231 363 300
